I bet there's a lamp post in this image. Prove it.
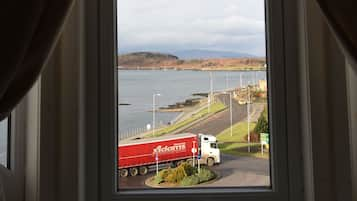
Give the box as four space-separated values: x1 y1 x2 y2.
254 71 257 85
208 72 213 113
240 73 243 88
229 92 233 137
247 85 251 152
223 91 233 137
152 93 161 137
155 149 159 176
225 73 229 90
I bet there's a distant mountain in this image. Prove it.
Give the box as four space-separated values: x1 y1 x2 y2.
118 51 266 71
172 49 255 59
118 52 178 67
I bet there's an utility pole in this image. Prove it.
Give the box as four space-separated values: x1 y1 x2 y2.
152 93 161 137
255 71 258 85
208 72 213 113
225 73 229 90
210 72 213 104
247 86 251 152
155 149 159 176
240 73 243 88
230 92 233 137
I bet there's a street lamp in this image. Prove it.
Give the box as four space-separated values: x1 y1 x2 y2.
240 73 243 88
225 73 229 90
208 72 213 113
247 84 251 152
152 93 161 137
223 91 233 137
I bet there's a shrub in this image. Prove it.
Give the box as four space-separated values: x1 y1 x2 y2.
165 165 187 183
181 162 197 176
180 175 200 186
254 107 269 134
198 168 216 183
154 175 164 184
154 168 174 184
154 162 214 185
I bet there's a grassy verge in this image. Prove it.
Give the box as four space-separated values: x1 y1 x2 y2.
216 122 257 142
218 142 269 159
216 122 269 159
147 102 226 137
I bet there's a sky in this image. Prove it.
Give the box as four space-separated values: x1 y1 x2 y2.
117 0 266 56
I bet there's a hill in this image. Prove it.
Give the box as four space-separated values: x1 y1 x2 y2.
118 52 266 71
117 52 178 67
172 49 255 59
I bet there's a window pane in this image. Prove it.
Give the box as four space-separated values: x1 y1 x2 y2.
0 118 9 167
117 0 270 190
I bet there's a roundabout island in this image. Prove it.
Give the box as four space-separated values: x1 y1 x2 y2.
145 162 217 188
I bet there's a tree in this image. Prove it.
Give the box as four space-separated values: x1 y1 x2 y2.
254 107 269 134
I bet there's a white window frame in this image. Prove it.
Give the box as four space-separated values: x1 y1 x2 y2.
0 118 10 168
83 0 304 200
0 81 41 201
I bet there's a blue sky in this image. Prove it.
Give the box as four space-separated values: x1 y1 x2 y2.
117 0 266 56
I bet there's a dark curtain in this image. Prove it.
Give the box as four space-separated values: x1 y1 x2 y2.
0 0 74 120
315 0 357 65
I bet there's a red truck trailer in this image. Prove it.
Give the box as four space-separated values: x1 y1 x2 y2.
118 133 220 177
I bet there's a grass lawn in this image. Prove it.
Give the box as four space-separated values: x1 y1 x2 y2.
147 102 226 137
216 121 269 159
216 122 257 142
218 142 269 159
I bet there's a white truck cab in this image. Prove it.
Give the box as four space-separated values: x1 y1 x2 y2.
198 133 221 166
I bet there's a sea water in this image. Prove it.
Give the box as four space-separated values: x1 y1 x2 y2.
118 70 266 137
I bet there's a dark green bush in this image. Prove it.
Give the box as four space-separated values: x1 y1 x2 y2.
254 107 269 134
181 162 197 176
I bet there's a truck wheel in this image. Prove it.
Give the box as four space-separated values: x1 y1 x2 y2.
120 169 129 177
207 157 215 167
139 166 148 175
166 162 175 168
129 167 139 176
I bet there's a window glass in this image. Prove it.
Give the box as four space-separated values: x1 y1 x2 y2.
0 118 9 167
117 0 270 190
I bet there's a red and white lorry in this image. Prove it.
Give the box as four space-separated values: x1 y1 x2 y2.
118 133 221 177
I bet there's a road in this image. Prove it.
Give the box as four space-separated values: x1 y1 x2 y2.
119 94 269 189
119 154 269 189
181 94 264 136
203 154 269 187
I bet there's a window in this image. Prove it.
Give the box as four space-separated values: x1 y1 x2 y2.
96 0 303 200
0 109 27 201
0 118 9 167
117 0 271 190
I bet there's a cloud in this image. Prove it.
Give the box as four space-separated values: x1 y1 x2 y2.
117 0 266 56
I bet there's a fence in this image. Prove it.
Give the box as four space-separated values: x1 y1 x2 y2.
118 121 167 140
